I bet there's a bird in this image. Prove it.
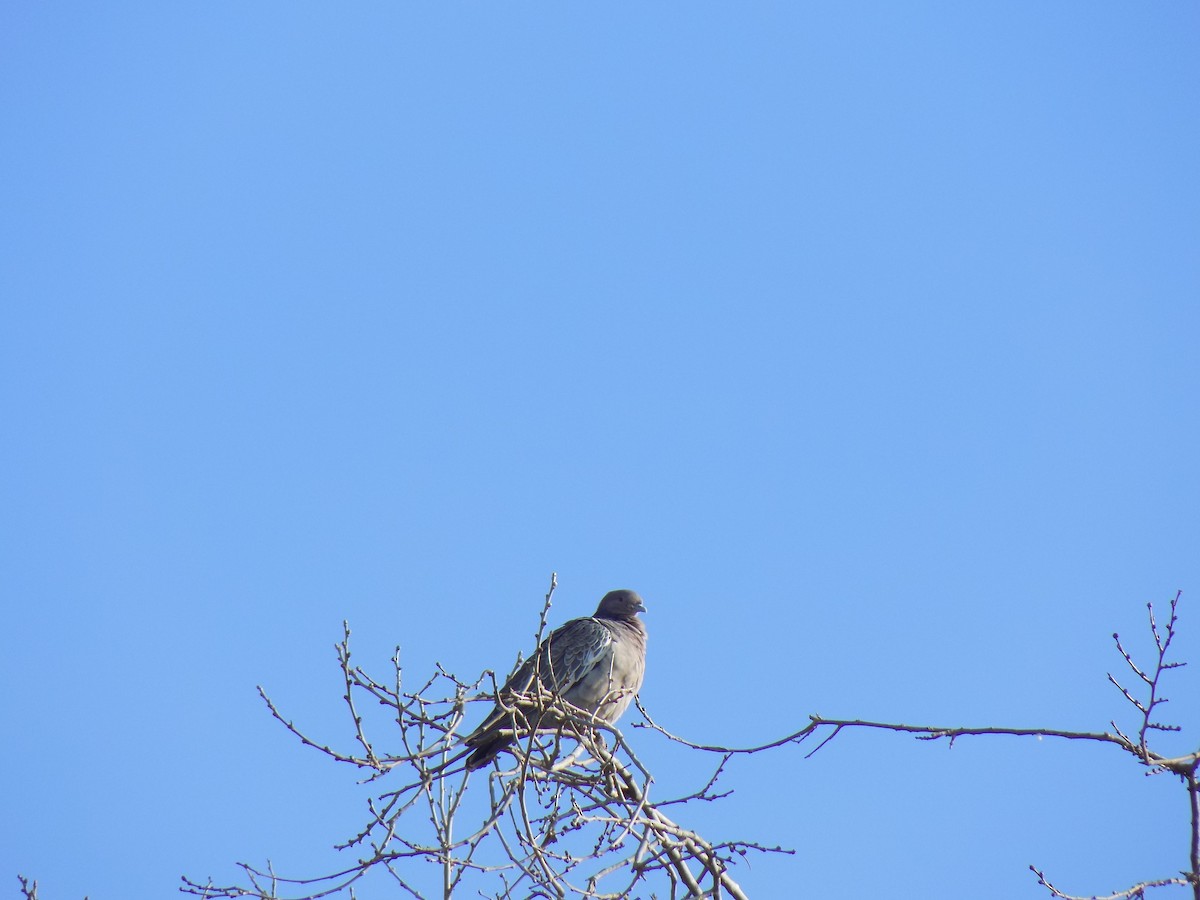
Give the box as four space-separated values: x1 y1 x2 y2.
464 589 648 771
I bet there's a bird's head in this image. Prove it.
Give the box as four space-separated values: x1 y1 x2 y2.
596 589 647 619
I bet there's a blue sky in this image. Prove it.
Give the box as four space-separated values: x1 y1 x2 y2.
3 3 1199 898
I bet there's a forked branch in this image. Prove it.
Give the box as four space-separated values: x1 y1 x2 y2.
635 592 1197 900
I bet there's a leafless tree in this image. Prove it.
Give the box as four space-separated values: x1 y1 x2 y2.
160 584 1194 899
181 575 786 900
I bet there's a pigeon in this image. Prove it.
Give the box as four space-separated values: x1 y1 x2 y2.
465 589 648 771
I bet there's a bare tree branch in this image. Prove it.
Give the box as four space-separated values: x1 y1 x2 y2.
1030 865 1189 900
635 592 1197 900
182 574 783 899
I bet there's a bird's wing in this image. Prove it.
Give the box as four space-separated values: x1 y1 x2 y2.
535 617 614 695
494 617 613 697
466 617 613 748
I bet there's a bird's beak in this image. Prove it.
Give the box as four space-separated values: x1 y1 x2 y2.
635 599 648 614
